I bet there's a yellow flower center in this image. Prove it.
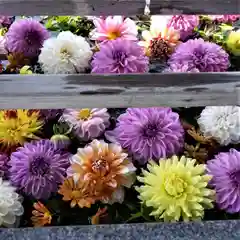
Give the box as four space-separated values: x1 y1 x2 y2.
78 109 91 120
60 47 72 59
71 190 82 199
164 174 187 198
108 31 121 40
92 159 109 176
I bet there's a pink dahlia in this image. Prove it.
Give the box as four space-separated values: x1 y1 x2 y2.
90 16 138 41
61 108 110 141
208 15 240 23
167 15 199 40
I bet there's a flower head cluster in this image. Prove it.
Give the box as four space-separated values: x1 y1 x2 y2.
9 139 70 199
105 108 184 164
91 39 149 73
67 139 136 204
61 108 110 141
136 156 215 221
168 38 230 72
207 149 240 213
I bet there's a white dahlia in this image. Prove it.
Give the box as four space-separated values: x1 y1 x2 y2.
0 178 24 227
198 106 240 145
39 31 92 74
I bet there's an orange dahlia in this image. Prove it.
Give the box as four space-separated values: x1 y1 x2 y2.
31 202 52 227
68 139 136 204
58 176 96 208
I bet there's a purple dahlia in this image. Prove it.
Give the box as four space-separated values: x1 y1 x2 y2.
105 107 184 164
9 139 70 199
5 19 50 57
91 39 149 73
207 149 240 213
167 15 199 40
168 38 230 72
0 153 9 179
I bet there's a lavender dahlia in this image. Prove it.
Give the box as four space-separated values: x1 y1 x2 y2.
207 149 240 213
5 19 49 57
91 39 149 73
9 140 69 199
105 107 184 164
168 38 230 72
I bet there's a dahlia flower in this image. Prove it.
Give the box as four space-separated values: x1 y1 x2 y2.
5 19 49 57
91 39 149 73
226 30 240 56
207 149 240 213
139 15 180 56
31 202 52 227
164 62 200 72
0 177 24 227
207 15 240 23
105 108 184 164
0 109 43 148
38 31 92 74
0 153 9 179
167 15 199 40
168 38 230 72
67 139 136 204
9 140 70 199
90 16 138 41
61 108 110 141
197 106 240 145
136 155 215 221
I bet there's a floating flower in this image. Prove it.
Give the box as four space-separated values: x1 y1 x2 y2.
90 16 138 41
139 15 180 56
91 39 149 73
168 38 230 72
0 153 9 179
207 149 240 213
9 139 70 199
136 155 215 221
197 106 240 145
167 15 199 40
68 139 136 204
0 109 43 148
31 201 52 227
58 177 97 208
61 108 110 141
226 30 240 56
39 31 92 74
207 15 240 23
6 52 31 71
0 177 24 227
5 19 50 57
105 108 184 164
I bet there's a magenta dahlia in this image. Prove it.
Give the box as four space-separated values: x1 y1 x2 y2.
5 19 50 57
105 107 184 164
207 149 240 213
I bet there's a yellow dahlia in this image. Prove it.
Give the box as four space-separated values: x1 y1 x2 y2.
68 139 136 204
226 29 240 56
0 109 43 148
136 155 215 222
139 15 180 56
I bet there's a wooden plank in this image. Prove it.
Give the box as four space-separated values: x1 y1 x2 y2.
0 73 239 109
0 0 238 16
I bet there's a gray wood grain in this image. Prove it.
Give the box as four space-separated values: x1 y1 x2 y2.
0 0 238 15
0 73 239 109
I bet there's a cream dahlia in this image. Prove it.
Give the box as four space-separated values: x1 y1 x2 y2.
38 31 92 74
67 139 136 204
0 177 24 227
198 106 240 146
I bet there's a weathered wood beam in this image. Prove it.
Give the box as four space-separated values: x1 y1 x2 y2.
0 0 238 16
0 73 239 109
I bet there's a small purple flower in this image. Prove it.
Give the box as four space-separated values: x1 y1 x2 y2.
9 139 70 199
207 149 240 213
105 107 184 164
91 39 149 73
5 19 50 57
168 38 230 72
0 153 9 179
61 108 110 141
167 15 199 40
